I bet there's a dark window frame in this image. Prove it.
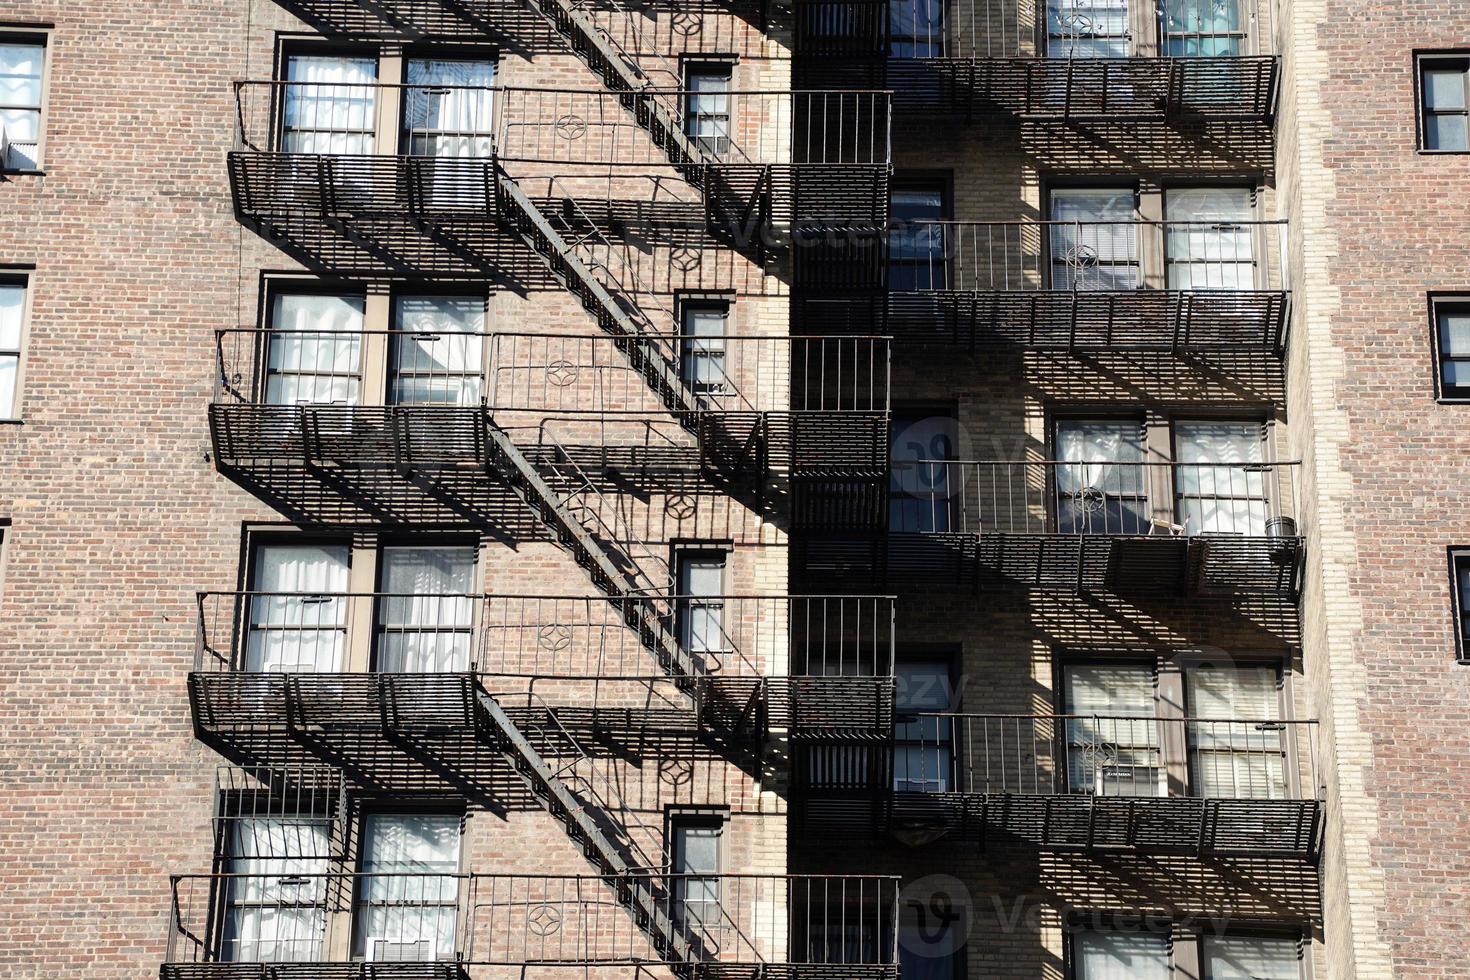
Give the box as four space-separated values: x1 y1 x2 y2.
0 271 29 420
1416 51 1470 153
681 59 735 155
887 171 952 292
1450 548 1470 663
0 29 49 173
675 294 733 396
1430 294 1470 402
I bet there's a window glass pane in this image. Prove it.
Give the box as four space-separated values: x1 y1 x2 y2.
890 413 956 533
268 293 365 405
672 821 722 927
1439 310 1470 355
377 546 476 673
673 823 720 873
1048 0 1130 58
391 295 484 406
224 817 331 963
404 59 495 158
1162 0 1242 55
1074 929 1170 980
1166 188 1254 289
0 355 14 417
681 305 729 393
1424 68 1468 109
1055 421 1147 533
1064 665 1160 797
0 43 44 106
889 0 946 57
685 70 730 145
1051 189 1138 290
1203 934 1300 979
1187 665 1285 799
1457 561 1470 640
0 283 21 350
358 814 460 962
283 55 378 155
246 544 350 673
1426 112 1469 151
1175 421 1267 535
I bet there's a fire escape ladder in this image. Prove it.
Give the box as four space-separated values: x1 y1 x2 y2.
484 423 701 681
527 0 703 169
474 690 695 965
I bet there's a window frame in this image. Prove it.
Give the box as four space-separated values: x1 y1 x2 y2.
681 59 735 156
0 29 50 173
891 650 960 793
1044 184 1143 291
370 540 481 673
1450 548 1470 663
1198 927 1307 980
676 294 733 398
1416 51 1470 154
887 171 952 292
1430 294 1470 402
351 807 466 963
666 808 727 931
0 271 31 421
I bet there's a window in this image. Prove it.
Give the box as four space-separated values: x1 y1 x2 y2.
889 409 957 533
1419 55 1470 152
282 53 378 155
1049 188 1139 290
1185 663 1287 798
888 176 949 291
1072 927 1170 979
684 63 732 154
1062 663 1161 797
1202 933 1302 979
1173 420 1268 535
1433 298 1470 400
0 277 26 419
669 813 723 930
1161 0 1245 56
1047 0 1130 58
1453 551 1470 662
390 294 486 407
265 291 365 406
1054 419 1148 534
676 550 728 661
246 542 351 673
892 659 955 792
888 0 945 57
0 36 45 170
375 546 477 672
679 301 730 397
355 813 461 962
898 898 962 980
222 808 332 962
1165 187 1256 290
402 57 495 158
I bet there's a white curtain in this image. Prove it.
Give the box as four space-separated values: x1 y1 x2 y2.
376 546 476 672
1064 665 1161 797
0 43 43 169
1051 188 1138 290
1056 421 1146 533
1074 930 1171 980
246 544 350 673
1202 934 1301 980
283 55 377 155
1174 421 1267 535
356 814 461 961
893 662 954 792
1047 0 1131 58
1166 188 1255 290
266 293 364 406
403 59 495 158
224 818 331 963
1188 665 1286 799
390 296 485 407
680 306 730 398
0 283 22 417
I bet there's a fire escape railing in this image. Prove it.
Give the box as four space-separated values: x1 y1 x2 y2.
802 218 1291 352
163 871 902 972
793 0 1280 120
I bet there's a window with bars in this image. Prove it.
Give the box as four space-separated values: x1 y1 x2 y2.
1047 0 1131 58
389 294 486 407
888 176 950 292
1432 298 1470 401
0 277 25 419
1054 419 1149 535
1049 188 1140 291
222 810 334 962
892 659 956 792
246 542 352 674
281 53 379 155
1419 55 1470 152
374 546 478 672
1164 187 1258 291
354 813 462 962
1160 0 1245 56
0 36 45 170
264 291 365 406
888 0 946 57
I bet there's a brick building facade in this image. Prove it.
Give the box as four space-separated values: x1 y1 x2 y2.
0 0 1464 977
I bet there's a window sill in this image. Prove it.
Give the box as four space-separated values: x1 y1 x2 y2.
0 169 45 178
1417 148 1470 156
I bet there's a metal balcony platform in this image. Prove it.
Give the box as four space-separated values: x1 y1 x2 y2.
161 966 464 980
253 0 556 42
791 533 982 592
210 405 496 474
883 791 1322 860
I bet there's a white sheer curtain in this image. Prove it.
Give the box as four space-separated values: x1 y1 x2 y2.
1174 421 1267 535
0 43 43 170
1051 188 1138 290
1166 187 1255 290
0 283 22 417
282 55 378 155
356 814 461 962
893 662 954 792
1047 0 1131 58
1188 665 1286 799
1074 929 1171 980
246 544 350 673
403 59 495 158
1202 934 1301 979
224 818 331 963
1055 421 1147 533
389 295 485 407
266 293 364 406
1064 665 1161 797
376 546 476 672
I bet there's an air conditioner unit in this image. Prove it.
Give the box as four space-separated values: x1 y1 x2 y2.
368 937 432 962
